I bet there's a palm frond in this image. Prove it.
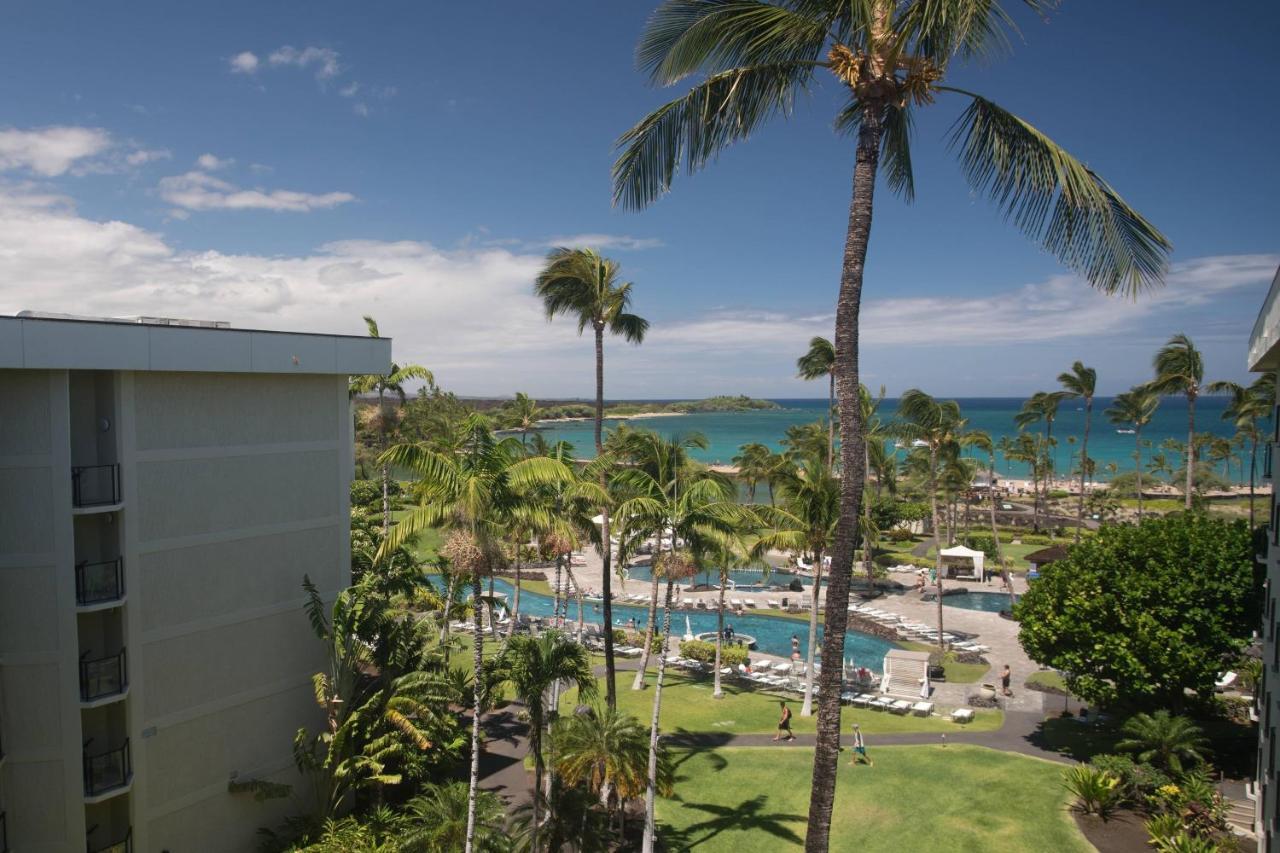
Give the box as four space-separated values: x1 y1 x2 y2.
637 0 830 85
880 101 915 202
613 60 820 210
945 90 1170 295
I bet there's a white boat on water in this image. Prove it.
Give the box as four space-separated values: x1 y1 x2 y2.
1115 428 1136 434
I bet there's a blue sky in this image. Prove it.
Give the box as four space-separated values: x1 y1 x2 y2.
0 1 1276 397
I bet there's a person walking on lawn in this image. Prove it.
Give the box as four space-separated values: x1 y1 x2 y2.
774 700 796 742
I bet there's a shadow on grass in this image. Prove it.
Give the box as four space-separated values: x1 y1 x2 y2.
661 794 805 849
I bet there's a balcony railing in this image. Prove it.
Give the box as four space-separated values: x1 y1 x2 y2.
88 828 132 853
72 464 121 508
76 558 125 606
83 740 132 797
80 650 127 703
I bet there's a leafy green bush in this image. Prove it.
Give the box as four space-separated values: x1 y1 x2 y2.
1150 834 1220 853
1089 753 1172 802
888 527 915 543
1062 765 1122 816
1144 813 1184 846
678 640 749 666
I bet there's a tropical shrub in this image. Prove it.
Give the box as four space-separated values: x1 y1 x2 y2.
1117 711 1209 773
1150 834 1222 853
1063 764 1122 816
887 527 916 543
1145 812 1185 845
1017 514 1258 709
679 640 748 666
1089 753 1172 802
963 533 997 559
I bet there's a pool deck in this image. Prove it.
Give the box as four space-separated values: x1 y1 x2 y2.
555 548 1047 716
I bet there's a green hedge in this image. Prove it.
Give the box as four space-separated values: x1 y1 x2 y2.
679 639 749 666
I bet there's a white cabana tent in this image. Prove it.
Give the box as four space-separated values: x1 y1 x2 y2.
881 649 931 698
939 545 986 582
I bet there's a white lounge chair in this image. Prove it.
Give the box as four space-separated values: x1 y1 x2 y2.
682 598 694 608
890 700 912 714
951 708 975 724
912 701 934 717
767 599 782 609
852 693 874 708
744 600 759 609
730 598 743 608
772 661 792 673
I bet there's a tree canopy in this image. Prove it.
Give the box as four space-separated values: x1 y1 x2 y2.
1016 513 1259 709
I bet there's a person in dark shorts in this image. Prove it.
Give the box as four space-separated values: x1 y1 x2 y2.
773 701 795 742
1001 664 1012 696
850 723 872 766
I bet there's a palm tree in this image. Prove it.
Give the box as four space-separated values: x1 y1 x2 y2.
507 391 540 450
498 631 596 849
1105 386 1159 520
1150 334 1205 510
1015 391 1067 530
894 390 965 648
399 781 510 852
797 336 837 463
754 453 839 715
1116 710 1209 774
552 706 669 819
613 459 741 853
536 247 648 710
859 385 887 585
379 417 567 853
1057 362 1097 543
966 430 1013 599
732 441 774 502
612 4 1169 844
613 430 717 690
1208 375 1272 527
349 315 433 531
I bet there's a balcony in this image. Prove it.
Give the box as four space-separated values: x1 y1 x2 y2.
76 558 126 609
72 464 121 511
88 828 132 853
80 650 128 706
83 740 132 801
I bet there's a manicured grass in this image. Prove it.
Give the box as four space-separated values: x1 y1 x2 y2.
390 510 444 561
557 670 1001 736
657 745 1090 852
1024 670 1068 694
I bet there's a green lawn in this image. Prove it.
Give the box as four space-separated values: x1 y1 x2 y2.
658 745 1090 852
557 670 1001 736
898 642 990 684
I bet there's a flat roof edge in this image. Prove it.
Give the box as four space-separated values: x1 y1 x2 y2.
0 316 392 375
1248 265 1280 372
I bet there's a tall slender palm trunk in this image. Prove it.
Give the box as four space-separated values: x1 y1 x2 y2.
800 548 823 716
988 456 1013 604
927 450 945 649
509 560 522 641
1248 433 1257 529
863 443 875 587
804 104 879 853
1135 430 1144 520
632 572 661 689
441 572 457 665
1075 399 1091 543
1184 395 1196 509
713 569 727 698
641 577 676 853
595 324 618 710
377 387 392 533
553 554 564 629
464 573 484 853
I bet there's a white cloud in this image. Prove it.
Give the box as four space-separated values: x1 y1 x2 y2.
195 153 233 171
0 126 112 176
157 171 355 213
339 82 360 98
544 233 664 251
268 45 341 79
125 148 171 167
228 51 260 74
0 179 1267 397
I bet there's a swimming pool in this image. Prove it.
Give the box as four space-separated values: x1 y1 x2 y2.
468 577 892 672
623 565 811 590
942 591 1012 613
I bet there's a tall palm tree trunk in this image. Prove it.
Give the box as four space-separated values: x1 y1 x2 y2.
828 372 835 466
441 572 457 664
595 324 618 710
713 568 727 699
863 443 875 587
510 559 522 641
531 705 544 853
566 564 585 642
1135 430 1144 521
1184 395 1196 509
987 456 1013 604
1248 433 1257 529
804 104 880 853
800 548 823 716
927 450 945 649
554 554 564 629
465 573 484 853
1075 400 1091 543
641 577 676 853
632 571 661 689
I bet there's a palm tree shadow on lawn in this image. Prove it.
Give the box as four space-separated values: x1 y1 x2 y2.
662 794 806 849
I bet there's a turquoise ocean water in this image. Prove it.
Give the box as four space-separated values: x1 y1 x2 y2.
532 397 1247 482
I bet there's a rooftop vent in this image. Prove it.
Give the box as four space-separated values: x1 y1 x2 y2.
16 311 231 329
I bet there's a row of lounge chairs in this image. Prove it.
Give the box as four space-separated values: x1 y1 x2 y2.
846 604 992 653
841 693 936 716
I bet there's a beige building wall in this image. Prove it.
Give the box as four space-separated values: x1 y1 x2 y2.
0 315 386 853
